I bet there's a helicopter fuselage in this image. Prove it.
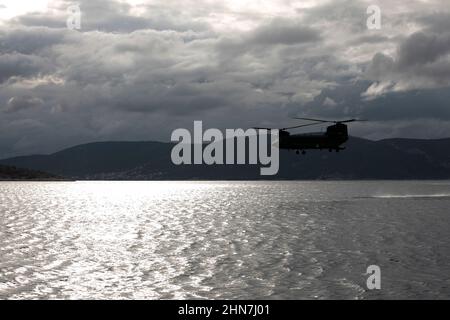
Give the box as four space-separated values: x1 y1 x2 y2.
279 123 349 152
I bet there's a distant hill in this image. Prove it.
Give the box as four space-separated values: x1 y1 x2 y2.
1 137 450 180
0 164 67 181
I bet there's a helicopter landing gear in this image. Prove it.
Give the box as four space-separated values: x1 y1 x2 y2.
296 150 306 155
302 150 306 155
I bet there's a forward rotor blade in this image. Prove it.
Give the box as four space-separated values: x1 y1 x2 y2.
293 117 368 124
254 122 324 131
254 118 368 131
281 122 326 130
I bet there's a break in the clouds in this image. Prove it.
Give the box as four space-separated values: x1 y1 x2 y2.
0 0 450 157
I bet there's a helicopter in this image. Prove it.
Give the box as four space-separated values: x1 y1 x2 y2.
255 117 367 155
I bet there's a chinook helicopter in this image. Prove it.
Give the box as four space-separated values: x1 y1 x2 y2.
255 117 367 155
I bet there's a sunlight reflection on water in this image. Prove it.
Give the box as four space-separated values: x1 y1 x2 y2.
1 181 450 299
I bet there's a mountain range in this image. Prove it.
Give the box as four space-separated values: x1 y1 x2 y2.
1 137 450 180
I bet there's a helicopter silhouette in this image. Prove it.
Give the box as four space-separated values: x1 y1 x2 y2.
255 117 367 155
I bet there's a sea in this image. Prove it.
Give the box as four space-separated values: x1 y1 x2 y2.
1 181 449 299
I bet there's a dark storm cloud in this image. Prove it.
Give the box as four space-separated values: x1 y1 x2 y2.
348 34 392 45
419 12 450 34
0 53 51 83
4 96 44 113
249 19 321 45
300 0 368 32
215 18 322 63
397 32 450 68
1 0 450 158
0 27 65 54
299 81 450 121
364 29 450 97
72 0 208 33
14 0 210 33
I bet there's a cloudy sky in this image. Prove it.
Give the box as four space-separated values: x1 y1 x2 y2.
1 0 450 157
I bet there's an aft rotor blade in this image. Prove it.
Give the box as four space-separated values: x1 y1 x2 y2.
291 117 332 123
253 127 276 131
339 119 368 123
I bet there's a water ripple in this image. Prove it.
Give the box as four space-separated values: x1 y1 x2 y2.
1 181 450 299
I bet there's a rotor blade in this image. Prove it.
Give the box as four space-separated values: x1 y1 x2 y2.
281 122 326 130
293 117 368 124
339 119 368 123
291 117 332 123
253 122 324 130
253 127 276 131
